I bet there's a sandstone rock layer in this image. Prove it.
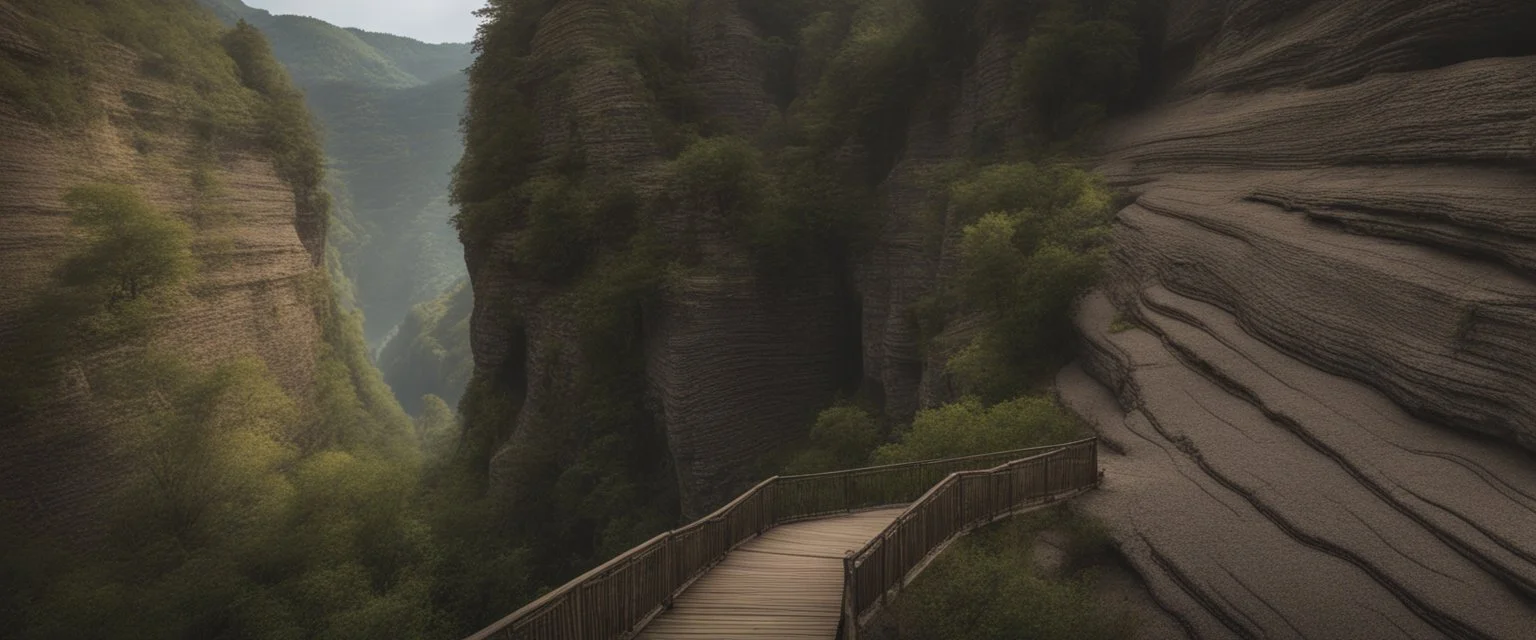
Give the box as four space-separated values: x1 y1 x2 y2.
0 3 326 541
1061 0 1536 635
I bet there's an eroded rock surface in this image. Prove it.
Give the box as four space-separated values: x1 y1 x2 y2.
1060 0 1536 635
0 4 327 541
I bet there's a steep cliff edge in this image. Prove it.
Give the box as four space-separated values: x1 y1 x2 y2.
1057 0 1536 635
201 0 473 348
0 0 338 542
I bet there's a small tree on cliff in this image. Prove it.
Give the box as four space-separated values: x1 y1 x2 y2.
60 184 195 323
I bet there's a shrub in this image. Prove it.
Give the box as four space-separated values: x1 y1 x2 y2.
665 136 771 230
884 506 1135 640
783 405 882 474
661 137 871 272
54 184 197 344
1014 0 1145 143
874 396 1085 464
936 163 1115 396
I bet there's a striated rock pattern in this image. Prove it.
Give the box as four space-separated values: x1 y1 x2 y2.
471 0 856 516
857 27 1028 420
476 0 670 508
0 2 327 541
1058 0 1536 634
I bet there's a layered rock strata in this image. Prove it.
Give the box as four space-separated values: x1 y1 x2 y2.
1059 0 1536 634
0 3 328 541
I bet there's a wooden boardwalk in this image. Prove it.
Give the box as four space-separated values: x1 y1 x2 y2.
637 509 905 640
464 440 1099 640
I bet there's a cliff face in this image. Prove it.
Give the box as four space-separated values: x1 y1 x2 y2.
1056 0 1536 634
460 0 1100 519
201 0 473 348
0 0 327 541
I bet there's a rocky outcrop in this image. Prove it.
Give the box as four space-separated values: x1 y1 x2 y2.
0 2 327 542
1057 0 1536 634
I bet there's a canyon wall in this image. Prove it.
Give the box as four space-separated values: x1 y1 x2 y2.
0 1 329 542
201 0 474 348
1057 0 1536 634
460 0 1051 519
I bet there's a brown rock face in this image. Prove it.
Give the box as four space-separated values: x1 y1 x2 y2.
0 3 327 542
1057 0 1536 634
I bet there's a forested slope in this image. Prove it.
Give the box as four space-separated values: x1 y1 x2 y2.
0 2 449 637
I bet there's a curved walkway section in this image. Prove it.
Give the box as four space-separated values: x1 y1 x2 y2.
638 509 905 640
466 440 1100 640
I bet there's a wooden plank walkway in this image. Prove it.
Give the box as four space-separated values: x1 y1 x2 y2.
636 508 906 640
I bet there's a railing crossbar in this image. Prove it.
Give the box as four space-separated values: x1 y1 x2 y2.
466 438 1100 640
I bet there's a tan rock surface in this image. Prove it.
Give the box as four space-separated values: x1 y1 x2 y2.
0 2 326 542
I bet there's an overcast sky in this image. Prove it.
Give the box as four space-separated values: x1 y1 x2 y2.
245 0 487 44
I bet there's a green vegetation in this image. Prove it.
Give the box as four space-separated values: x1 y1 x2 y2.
379 280 475 416
1014 0 1147 145
221 19 329 221
879 505 1134 640
0 5 484 638
937 163 1116 401
781 405 884 474
60 184 198 330
3 0 255 128
0 184 196 414
445 0 1150 634
875 396 1088 464
198 0 473 348
8 341 433 640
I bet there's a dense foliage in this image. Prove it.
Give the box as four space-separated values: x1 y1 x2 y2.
875 396 1088 464
780 405 885 474
942 164 1116 399
0 5 454 639
879 506 1134 640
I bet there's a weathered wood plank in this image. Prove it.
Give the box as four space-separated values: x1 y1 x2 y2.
635 508 905 640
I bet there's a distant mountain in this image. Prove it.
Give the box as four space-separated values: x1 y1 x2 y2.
201 0 470 88
199 0 472 371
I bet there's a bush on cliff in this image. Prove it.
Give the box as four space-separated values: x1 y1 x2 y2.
874 396 1085 464
941 163 1115 399
782 405 883 474
59 184 198 330
881 505 1133 640
1014 0 1146 144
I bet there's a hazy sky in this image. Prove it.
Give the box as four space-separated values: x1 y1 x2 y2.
244 0 487 44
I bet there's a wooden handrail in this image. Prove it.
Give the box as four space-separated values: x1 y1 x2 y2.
465 439 1100 640
838 438 1100 639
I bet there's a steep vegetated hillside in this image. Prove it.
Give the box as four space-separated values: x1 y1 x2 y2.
379 278 474 415
202 0 473 357
0 1 450 637
451 0 1157 622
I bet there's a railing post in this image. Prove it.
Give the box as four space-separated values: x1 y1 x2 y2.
1045 454 1053 497
841 552 859 640
1092 438 1101 488
842 472 851 513
662 531 675 609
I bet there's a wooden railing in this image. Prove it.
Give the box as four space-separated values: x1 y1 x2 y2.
465 439 1099 640
839 438 1100 639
